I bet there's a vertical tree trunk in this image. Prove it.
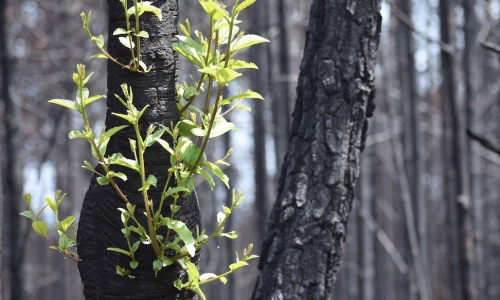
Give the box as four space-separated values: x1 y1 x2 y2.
463 0 485 298
1 0 25 298
77 1 201 299
359 148 375 300
249 0 271 249
250 1 382 298
272 0 291 174
439 0 474 299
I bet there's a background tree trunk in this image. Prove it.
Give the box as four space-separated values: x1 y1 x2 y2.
251 1 382 298
1 0 25 298
439 0 474 299
249 0 271 252
76 1 201 299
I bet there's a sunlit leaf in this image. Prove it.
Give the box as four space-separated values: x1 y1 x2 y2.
32 221 49 237
231 34 269 54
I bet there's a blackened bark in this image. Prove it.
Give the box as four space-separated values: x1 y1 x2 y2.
77 1 201 299
439 0 473 299
250 1 382 299
1 0 25 298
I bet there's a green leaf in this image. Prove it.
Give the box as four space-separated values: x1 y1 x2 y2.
215 68 242 85
155 138 174 155
229 260 248 271
222 205 231 214
198 168 215 189
219 231 238 239
69 130 88 139
153 259 163 274
216 212 225 225
61 216 76 231
45 197 57 212
85 94 106 106
97 176 110 185
199 273 217 281
48 99 77 111
198 67 216 78
113 28 129 35
19 211 32 218
202 161 229 188
173 42 205 68
111 172 128 181
227 59 258 70
144 126 166 147
235 0 256 13
231 34 270 54
180 23 190 37
220 90 263 106
92 34 105 48
32 221 49 237
164 187 190 198
24 193 32 206
178 120 206 137
209 117 237 138
183 86 200 100
174 279 183 290
76 88 90 105
107 247 132 257
130 261 139 269
59 234 70 250
136 30 149 38
131 241 141 253
109 153 140 172
219 277 228 284
147 175 158 187
82 160 95 173
167 219 196 257
118 37 135 49
99 125 128 145
185 260 206 300
89 53 108 59
112 112 136 123
130 1 162 21
199 0 229 21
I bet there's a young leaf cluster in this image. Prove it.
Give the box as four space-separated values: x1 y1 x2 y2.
22 0 266 298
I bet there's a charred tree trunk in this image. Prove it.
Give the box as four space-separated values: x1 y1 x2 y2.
77 1 201 299
250 1 382 299
1 0 25 298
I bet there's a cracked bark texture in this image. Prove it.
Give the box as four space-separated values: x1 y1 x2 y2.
250 1 382 299
77 1 200 299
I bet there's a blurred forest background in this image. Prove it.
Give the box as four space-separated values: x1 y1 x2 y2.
2 0 500 299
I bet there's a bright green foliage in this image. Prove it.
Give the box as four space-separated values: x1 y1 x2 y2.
22 0 267 298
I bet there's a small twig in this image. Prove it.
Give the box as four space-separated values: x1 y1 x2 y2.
386 0 454 54
467 128 500 156
480 41 500 56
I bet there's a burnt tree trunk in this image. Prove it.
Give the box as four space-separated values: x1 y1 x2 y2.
1 0 25 298
250 1 382 299
77 1 201 299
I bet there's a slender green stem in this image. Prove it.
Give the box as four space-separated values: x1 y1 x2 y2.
124 1 137 69
79 86 130 205
134 125 162 257
190 85 223 173
134 0 142 69
199 269 235 286
158 173 173 213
